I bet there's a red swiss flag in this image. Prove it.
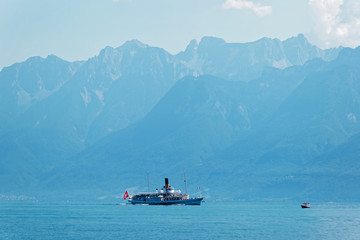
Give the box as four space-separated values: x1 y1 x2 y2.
123 191 129 200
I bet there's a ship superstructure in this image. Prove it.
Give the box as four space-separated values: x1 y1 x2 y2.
127 178 203 205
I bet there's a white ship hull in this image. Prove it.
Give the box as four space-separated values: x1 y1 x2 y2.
129 197 203 205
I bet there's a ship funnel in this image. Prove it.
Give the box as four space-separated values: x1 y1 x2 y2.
165 178 169 188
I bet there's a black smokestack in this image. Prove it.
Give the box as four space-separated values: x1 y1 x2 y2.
165 178 169 188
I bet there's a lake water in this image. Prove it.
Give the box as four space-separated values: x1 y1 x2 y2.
1 202 360 239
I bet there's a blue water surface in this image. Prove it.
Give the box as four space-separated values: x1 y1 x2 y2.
1 202 360 239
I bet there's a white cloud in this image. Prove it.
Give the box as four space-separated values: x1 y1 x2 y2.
222 0 272 17
308 0 360 48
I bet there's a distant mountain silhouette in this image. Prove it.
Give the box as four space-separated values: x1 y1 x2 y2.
1 35 359 201
177 34 341 81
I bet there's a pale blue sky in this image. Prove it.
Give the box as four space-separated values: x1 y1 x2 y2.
1 0 360 69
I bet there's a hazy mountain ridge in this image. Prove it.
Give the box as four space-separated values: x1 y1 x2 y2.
201 47 360 200
0 55 83 131
0 34 340 137
176 34 341 81
0 35 358 201
49 47 360 201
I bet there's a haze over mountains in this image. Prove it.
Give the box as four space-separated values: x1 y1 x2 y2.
1 34 359 201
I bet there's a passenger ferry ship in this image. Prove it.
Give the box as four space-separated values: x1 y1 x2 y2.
125 178 203 205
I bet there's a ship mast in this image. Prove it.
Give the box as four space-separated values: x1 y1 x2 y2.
147 172 150 193
184 171 188 195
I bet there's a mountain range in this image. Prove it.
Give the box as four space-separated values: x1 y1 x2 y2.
2 34 360 201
